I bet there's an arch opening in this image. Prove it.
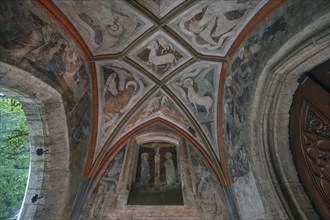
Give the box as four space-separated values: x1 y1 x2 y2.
0 61 71 220
249 13 329 219
0 95 30 219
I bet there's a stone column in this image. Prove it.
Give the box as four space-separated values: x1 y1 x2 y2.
154 146 160 187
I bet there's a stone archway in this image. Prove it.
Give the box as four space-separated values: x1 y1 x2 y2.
250 13 329 219
0 62 70 219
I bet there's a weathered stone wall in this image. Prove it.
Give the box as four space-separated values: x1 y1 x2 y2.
0 1 92 219
223 0 329 219
0 62 69 219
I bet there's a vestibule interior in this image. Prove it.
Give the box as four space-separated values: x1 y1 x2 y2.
0 0 329 219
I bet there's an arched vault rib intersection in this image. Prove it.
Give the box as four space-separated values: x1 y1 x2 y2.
8 0 330 219
36 0 281 188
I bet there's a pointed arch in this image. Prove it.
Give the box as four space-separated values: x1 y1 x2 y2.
92 117 226 186
0 61 70 219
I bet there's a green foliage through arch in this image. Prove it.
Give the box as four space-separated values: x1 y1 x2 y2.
0 96 30 219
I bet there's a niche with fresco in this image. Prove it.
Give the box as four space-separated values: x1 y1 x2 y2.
128 142 183 205
80 127 229 219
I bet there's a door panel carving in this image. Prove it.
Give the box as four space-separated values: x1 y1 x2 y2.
290 60 330 220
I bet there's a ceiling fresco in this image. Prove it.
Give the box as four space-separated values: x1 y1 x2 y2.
114 90 204 150
127 30 193 80
168 0 266 56
136 0 186 19
54 0 154 55
96 60 155 155
167 61 222 155
50 0 269 171
4 0 329 219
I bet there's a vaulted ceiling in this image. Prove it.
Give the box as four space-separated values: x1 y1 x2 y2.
35 0 284 181
2 0 330 219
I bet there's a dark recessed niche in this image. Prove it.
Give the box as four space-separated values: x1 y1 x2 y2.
127 185 184 205
127 143 184 206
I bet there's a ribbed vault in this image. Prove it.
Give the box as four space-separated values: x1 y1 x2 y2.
1 0 329 219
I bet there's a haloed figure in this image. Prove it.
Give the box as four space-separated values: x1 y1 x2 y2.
164 152 176 186
140 152 150 186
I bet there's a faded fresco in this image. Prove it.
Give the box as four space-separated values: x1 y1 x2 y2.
54 0 153 55
188 144 228 219
124 92 188 130
223 13 290 219
223 12 294 219
80 146 126 219
168 62 221 154
96 60 154 155
128 30 192 80
116 90 203 148
128 143 183 205
137 0 185 19
69 90 91 170
222 0 330 218
0 1 92 216
0 0 91 167
0 1 89 109
168 0 263 56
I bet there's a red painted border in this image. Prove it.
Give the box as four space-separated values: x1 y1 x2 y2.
36 0 288 182
93 117 225 186
217 63 229 180
35 0 99 176
84 62 99 176
36 0 93 59
226 0 287 58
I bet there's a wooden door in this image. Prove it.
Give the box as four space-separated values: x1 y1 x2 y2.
290 60 330 219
